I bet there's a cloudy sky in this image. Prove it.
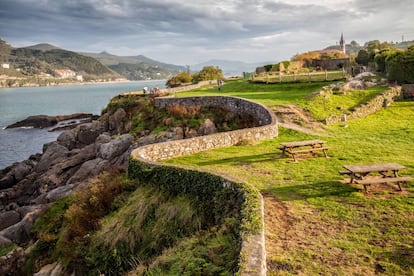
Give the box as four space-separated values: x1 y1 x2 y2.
1 0 413 65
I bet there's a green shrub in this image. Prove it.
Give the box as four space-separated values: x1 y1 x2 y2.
386 46 414 83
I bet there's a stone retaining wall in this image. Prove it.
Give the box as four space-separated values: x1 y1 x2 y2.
155 96 273 126
136 96 277 161
324 86 402 125
130 96 277 275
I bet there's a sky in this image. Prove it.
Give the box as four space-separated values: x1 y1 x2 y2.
1 0 413 66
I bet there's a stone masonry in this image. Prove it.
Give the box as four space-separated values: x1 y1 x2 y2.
131 95 277 275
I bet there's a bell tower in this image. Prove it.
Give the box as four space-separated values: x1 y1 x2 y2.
339 33 346 54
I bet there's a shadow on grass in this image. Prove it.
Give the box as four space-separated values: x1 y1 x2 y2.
195 152 284 166
382 243 414 273
264 181 358 201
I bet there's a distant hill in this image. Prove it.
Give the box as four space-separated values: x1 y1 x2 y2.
190 59 270 76
25 43 63 51
81 51 186 80
0 39 121 81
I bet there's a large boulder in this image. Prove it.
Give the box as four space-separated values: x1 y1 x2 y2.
68 158 110 184
33 143 97 193
35 142 69 173
198 118 217 135
0 160 36 189
340 79 365 91
0 210 20 231
97 134 133 160
76 121 105 146
0 206 45 244
57 129 77 150
108 108 127 134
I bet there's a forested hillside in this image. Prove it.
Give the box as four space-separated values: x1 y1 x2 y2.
0 39 120 82
83 51 186 80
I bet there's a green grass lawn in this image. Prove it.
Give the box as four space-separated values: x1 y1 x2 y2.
164 80 414 275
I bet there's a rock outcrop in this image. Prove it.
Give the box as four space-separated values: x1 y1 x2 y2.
0 95 266 275
0 107 134 262
6 113 96 130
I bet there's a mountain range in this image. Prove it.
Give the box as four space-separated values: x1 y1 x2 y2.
1 39 264 80
2 38 413 83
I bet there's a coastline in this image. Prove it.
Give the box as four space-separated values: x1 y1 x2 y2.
0 78 167 89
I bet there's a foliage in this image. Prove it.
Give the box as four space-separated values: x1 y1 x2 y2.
291 50 321 67
10 48 118 78
263 64 274 72
87 186 203 274
128 159 262 235
0 245 16 257
140 218 240 275
355 49 370 65
385 46 414 83
192 66 224 83
165 72 193 87
108 62 173 80
30 170 134 274
356 40 397 66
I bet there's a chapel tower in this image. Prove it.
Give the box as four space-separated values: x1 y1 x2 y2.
339 33 346 54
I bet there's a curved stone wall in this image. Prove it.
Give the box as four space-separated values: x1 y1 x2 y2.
134 96 277 161
155 96 275 126
324 86 402 125
130 96 277 275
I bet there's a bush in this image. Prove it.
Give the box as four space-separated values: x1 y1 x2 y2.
386 46 414 83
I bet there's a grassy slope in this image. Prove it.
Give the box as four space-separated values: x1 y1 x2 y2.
165 80 414 275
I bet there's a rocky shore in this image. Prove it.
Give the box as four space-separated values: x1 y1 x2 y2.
0 106 135 274
0 93 255 274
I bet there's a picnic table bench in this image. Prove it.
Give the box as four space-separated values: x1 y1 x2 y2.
341 163 413 192
279 140 329 162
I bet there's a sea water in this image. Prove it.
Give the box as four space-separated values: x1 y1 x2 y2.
0 80 165 169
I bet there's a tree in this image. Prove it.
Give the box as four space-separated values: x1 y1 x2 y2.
192 66 223 83
355 49 370 65
386 46 414 83
166 72 192 88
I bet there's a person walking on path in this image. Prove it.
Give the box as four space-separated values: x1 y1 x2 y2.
217 78 223 91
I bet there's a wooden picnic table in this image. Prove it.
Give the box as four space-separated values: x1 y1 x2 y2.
279 139 329 162
341 163 412 192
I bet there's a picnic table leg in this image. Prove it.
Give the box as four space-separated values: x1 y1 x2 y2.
291 153 298 162
396 181 402 191
322 148 329 158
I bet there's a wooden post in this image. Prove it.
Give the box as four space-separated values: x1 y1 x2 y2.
279 72 282 83
294 72 296 81
325 70 328 81
308 72 311 82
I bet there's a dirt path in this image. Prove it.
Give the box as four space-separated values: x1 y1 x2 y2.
272 105 330 136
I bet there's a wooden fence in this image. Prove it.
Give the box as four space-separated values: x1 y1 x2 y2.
251 70 348 83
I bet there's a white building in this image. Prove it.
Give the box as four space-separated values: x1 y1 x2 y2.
54 69 76 78
1 63 10 69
